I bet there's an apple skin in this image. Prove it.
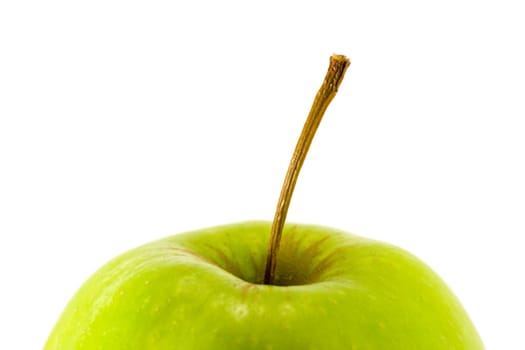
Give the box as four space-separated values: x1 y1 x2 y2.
45 221 483 349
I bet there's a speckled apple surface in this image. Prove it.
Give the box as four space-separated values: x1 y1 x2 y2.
45 221 484 349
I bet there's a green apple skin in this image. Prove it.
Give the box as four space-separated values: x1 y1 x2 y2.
45 221 483 349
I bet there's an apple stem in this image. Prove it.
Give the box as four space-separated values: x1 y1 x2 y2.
263 54 350 285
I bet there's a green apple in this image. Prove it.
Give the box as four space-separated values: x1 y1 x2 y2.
45 222 483 350
45 55 484 349
45 222 483 349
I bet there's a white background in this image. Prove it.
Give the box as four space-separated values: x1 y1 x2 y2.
1 1 524 349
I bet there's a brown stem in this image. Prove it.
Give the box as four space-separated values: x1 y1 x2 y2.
263 54 350 285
